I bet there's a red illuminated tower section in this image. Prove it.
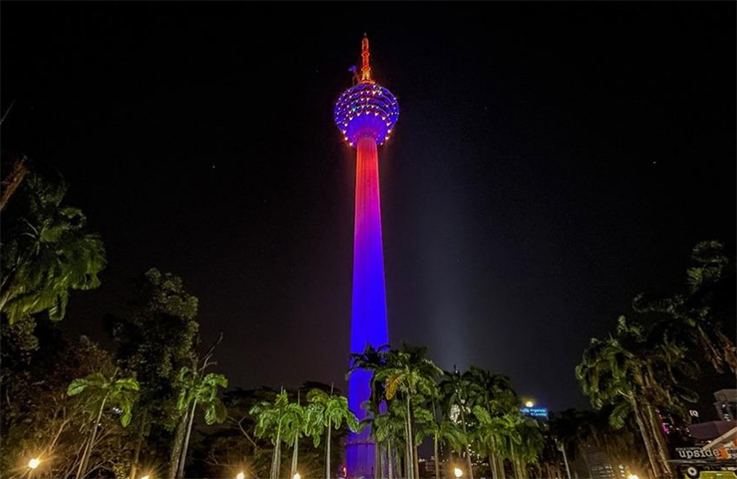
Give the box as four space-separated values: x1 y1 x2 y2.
334 36 399 479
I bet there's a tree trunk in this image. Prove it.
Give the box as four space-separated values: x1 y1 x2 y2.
169 410 189 479
434 435 440 479
458 408 474 479
326 421 332 479
271 421 282 479
414 444 420 479
376 440 383 479
291 433 299 478
405 396 415 479
404 424 411 479
387 440 394 479
129 411 148 479
77 395 107 479
645 405 673 478
630 399 661 479
0 154 28 213
488 449 498 479
177 399 198 479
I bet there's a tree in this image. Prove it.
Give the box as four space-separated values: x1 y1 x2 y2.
67 372 140 479
633 240 736 374
371 401 409 479
251 390 305 479
110 268 200 479
465 367 520 479
0 332 123 479
349 344 390 478
576 317 696 479
1 172 105 326
413 404 466 479
439 370 476 479
173 364 228 479
306 388 360 479
378 345 442 479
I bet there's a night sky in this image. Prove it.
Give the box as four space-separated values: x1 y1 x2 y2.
3 3 735 412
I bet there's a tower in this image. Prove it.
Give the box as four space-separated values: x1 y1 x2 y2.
334 35 399 478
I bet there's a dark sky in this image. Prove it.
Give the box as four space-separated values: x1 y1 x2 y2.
2 3 735 412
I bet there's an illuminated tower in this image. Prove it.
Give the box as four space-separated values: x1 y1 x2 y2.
334 35 399 478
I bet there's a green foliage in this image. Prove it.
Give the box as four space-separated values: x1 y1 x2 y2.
632 240 736 373
0 173 106 326
177 366 229 425
67 371 140 427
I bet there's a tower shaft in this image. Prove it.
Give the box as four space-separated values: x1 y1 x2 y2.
346 136 388 478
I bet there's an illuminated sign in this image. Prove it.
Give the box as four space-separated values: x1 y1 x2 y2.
674 446 737 460
521 407 548 418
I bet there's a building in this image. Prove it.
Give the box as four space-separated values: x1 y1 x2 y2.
714 389 737 422
335 36 400 478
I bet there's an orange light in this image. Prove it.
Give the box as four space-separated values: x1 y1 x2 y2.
360 36 374 83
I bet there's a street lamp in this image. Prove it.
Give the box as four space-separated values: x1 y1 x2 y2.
141 475 150 479
627 475 639 479
453 467 463 478
237 472 245 479
28 458 40 470
525 400 535 408
293 473 301 479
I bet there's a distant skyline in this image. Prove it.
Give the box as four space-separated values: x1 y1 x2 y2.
2 3 735 414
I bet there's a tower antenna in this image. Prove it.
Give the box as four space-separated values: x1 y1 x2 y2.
360 34 373 83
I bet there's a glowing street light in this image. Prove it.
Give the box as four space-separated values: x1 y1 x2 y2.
525 400 535 408
236 473 245 479
28 458 40 470
293 473 301 479
627 475 639 479
453 467 464 478
141 475 150 479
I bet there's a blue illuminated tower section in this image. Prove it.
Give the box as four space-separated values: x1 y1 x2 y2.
334 35 399 478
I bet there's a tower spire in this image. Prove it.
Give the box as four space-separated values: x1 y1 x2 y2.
360 34 373 83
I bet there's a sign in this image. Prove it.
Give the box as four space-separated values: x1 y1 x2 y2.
674 446 737 460
520 407 548 418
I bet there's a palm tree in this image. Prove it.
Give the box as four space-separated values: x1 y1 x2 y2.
285 391 306 479
378 345 442 479
67 372 139 479
513 416 544 478
465 367 520 479
306 388 359 479
575 316 697 479
349 344 389 478
251 390 303 479
1 173 106 323
372 400 408 479
175 366 228 479
633 240 736 373
414 407 467 479
471 405 518 479
439 370 476 479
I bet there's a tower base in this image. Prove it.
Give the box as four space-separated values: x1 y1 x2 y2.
345 434 376 479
